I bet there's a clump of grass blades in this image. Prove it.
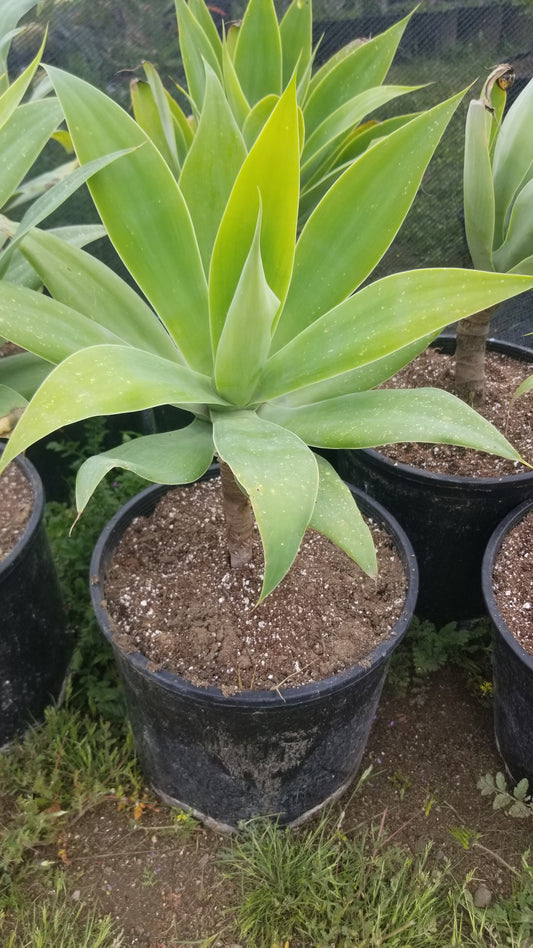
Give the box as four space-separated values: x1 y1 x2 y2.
220 811 450 947
0 873 124 947
222 812 533 947
0 700 142 884
449 855 533 947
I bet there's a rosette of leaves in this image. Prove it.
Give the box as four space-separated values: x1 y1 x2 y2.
457 66 533 404
0 0 114 428
131 0 421 226
0 67 532 602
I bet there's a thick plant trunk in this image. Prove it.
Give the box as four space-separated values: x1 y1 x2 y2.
454 306 496 407
219 460 254 568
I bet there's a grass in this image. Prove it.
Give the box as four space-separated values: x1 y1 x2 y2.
1 874 124 947
0 432 531 943
220 811 533 947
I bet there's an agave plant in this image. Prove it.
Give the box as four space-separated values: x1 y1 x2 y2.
132 0 421 225
0 56 533 601
0 0 113 427
0 0 420 433
458 65 533 404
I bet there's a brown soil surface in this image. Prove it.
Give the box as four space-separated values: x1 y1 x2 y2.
31 666 533 947
0 457 33 561
380 347 533 477
492 509 533 656
0 342 24 357
103 477 407 693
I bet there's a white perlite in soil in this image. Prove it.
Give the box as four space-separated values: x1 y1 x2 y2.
103 478 408 694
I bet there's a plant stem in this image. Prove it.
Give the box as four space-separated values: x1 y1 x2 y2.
454 306 496 406
219 460 254 568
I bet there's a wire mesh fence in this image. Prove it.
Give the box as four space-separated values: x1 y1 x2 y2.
10 0 533 344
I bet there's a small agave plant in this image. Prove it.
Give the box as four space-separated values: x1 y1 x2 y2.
457 65 533 405
0 6 533 601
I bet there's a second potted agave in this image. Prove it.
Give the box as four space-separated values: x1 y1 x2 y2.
1 0 533 827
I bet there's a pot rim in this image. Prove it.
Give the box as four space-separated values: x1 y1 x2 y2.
357 336 533 490
0 442 44 578
482 497 533 672
90 469 418 708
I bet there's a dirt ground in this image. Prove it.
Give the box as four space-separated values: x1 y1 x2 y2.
42 665 533 947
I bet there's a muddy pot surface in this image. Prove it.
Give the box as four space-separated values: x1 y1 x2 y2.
483 499 533 784
0 447 70 745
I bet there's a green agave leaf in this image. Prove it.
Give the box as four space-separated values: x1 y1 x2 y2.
174 0 223 111
305 36 366 101
46 66 211 374
44 223 106 247
225 22 240 60
2 222 106 290
3 157 78 213
0 283 129 363
241 94 278 148
310 454 376 578
492 78 533 244
0 98 62 209
180 66 247 273
514 374 533 399
334 112 419 165
143 61 183 175
0 32 21 93
0 381 26 418
214 205 279 405
269 335 437 407
233 0 282 107
211 409 318 601
488 80 507 155
0 32 45 129
301 84 420 188
2 246 42 289
463 98 495 271
188 0 223 66
164 88 195 164
0 350 50 399
493 176 533 273
298 118 417 220
298 162 345 226
304 12 411 137
75 419 214 514
0 147 135 273
0 0 37 45
257 269 533 400
280 0 312 89
130 76 181 177
259 387 521 462
273 90 464 350
509 252 533 275
0 345 227 472
18 229 180 361
221 37 251 127
209 80 299 350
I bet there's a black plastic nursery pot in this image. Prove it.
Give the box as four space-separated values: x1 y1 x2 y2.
90 470 418 831
336 338 533 626
0 446 70 746
482 499 533 785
